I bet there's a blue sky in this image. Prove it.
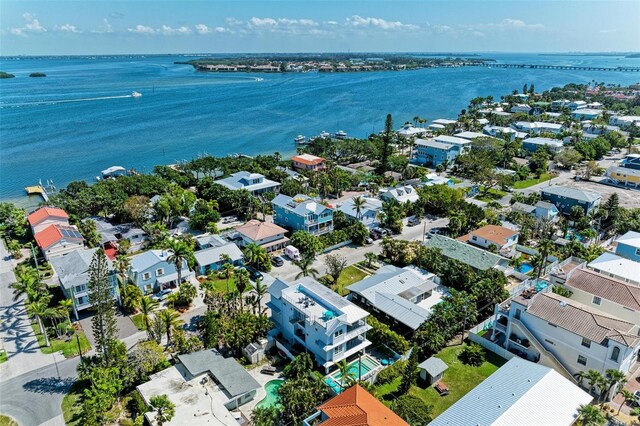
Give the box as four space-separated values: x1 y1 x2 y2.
2 1 639 55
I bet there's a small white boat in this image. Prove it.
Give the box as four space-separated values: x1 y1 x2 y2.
319 131 330 139
131 91 142 98
334 130 348 139
294 135 306 144
100 165 127 180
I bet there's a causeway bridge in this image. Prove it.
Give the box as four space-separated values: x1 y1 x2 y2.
479 63 640 72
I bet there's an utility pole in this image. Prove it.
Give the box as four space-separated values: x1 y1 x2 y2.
30 242 40 277
423 220 427 242
460 304 468 345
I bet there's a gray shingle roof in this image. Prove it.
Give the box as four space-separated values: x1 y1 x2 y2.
50 248 113 290
178 349 260 398
193 243 243 267
130 250 169 272
511 202 536 214
424 235 508 271
418 356 448 376
215 171 280 192
541 185 601 203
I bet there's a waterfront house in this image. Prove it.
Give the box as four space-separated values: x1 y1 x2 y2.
510 104 532 113
291 154 327 172
433 135 471 150
551 99 571 111
540 185 601 215
606 166 640 188
337 196 382 229
550 266 640 324
234 219 290 253
571 108 603 120
413 139 460 167
522 137 564 153
429 358 592 426
430 118 457 129
27 206 70 235
588 252 640 286
397 124 428 138
267 276 371 372
346 265 443 332
128 249 194 294
424 234 510 272
492 289 640 381
458 225 519 256
379 185 420 204
569 100 587 110
272 194 334 235
482 125 528 141
620 154 640 171
137 349 260 426
34 224 85 261
214 171 280 196
511 121 564 135
453 131 487 141
194 243 244 275
49 247 120 320
303 384 408 426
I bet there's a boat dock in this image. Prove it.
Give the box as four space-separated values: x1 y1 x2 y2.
479 63 640 72
25 185 49 202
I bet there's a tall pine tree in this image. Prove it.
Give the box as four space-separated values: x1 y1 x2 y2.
398 345 420 395
378 113 394 174
88 249 119 364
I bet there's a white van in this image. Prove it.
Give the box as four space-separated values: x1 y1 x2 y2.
284 245 301 261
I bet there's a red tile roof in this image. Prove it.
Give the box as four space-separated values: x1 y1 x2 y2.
318 385 408 426
34 224 83 250
27 207 69 226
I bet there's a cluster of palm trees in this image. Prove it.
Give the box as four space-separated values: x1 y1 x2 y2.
136 295 183 346
574 368 628 407
11 264 75 347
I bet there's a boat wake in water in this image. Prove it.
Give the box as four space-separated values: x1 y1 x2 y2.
0 93 136 108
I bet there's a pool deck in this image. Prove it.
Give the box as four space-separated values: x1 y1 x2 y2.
239 366 284 417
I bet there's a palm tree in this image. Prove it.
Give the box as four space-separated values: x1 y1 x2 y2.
585 370 605 396
336 359 356 389
114 255 130 285
604 369 627 403
165 239 192 287
138 296 159 329
27 299 52 347
220 262 235 293
576 404 605 426
294 256 319 279
59 299 74 325
364 252 377 268
158 309 182 345
352 196 366 220
235 269 250 310
243 243 268 271
618 389 635 415
11 265 47 303
574 370 588 388
149 395 175 426
535 238 554 279
447 212 467 237
252 279 268 314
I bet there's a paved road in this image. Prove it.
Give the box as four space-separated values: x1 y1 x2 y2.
0 356 80 426
269 217 449 282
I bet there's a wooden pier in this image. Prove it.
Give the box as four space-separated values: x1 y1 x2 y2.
25 185 49 202
480 63 640 72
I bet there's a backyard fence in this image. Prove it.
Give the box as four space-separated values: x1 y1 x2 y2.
322 240 353 253
468 317 515 361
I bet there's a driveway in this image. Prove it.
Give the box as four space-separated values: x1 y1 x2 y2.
78 309 138 346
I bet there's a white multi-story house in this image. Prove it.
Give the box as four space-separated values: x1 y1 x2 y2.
492 284 640 383
267 277 371 372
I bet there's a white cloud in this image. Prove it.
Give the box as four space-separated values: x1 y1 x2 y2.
159 25 192 35
214 27 230 33
91 19 114 34
346 15 419 31
128 25 155 34
498 18 544 29
55 24 81 33
195 24 210 34
249 17 278 27
9 12 47 36
599 29 616 34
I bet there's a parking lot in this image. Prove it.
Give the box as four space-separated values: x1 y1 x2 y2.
561 178 640 209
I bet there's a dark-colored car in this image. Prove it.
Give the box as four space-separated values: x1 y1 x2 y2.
407 216 420 226
369 231 381 241
271 256 284 267
245 265 264 281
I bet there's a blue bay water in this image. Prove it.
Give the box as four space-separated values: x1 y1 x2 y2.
1 53 638 203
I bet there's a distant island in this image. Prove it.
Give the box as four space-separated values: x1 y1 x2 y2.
29 72 47 77
177 53 490 73
0 71 15 79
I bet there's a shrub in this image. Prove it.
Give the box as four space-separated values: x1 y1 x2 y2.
375 360 407 385
552 285 573 298
459 343 485 366
367 316 409 355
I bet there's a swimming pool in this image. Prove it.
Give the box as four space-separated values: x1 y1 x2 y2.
256 379 284 409
517 263 534 274
325 355 380 393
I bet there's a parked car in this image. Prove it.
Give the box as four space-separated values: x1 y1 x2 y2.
634 390 640 407
271 256 284 267
369 231 380 241
151 288 172 301
371 227 388 236
407 216 420 226
364 237 374 245
245 265 264 281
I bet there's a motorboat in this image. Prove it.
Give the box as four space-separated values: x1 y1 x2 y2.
131 91 142 98
100 166 127 180
294 135 306 144
334 130 348 139
319 131 330 139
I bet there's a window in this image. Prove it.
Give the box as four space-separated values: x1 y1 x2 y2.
592 296 602 305
156 268 164 277
545 339 555 345
636 248 640 256
548 322 557 328
514 309 521 320
142 272 151 281
581 338 591 348
334 345 343 355
611 347 620 362
334 329 344 338
577 355 587 366
472 236 477 241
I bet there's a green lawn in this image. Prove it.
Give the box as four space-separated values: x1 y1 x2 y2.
131 313 147 331
61 381 85 426
204 276 238 293
0 415 18 426
324 265 370 296
31 322 91 358
513 173 553 189
0 351 7 364
377 345 506 418
476 187 507 202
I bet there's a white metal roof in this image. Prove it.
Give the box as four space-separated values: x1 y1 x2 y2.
588 252 640 284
